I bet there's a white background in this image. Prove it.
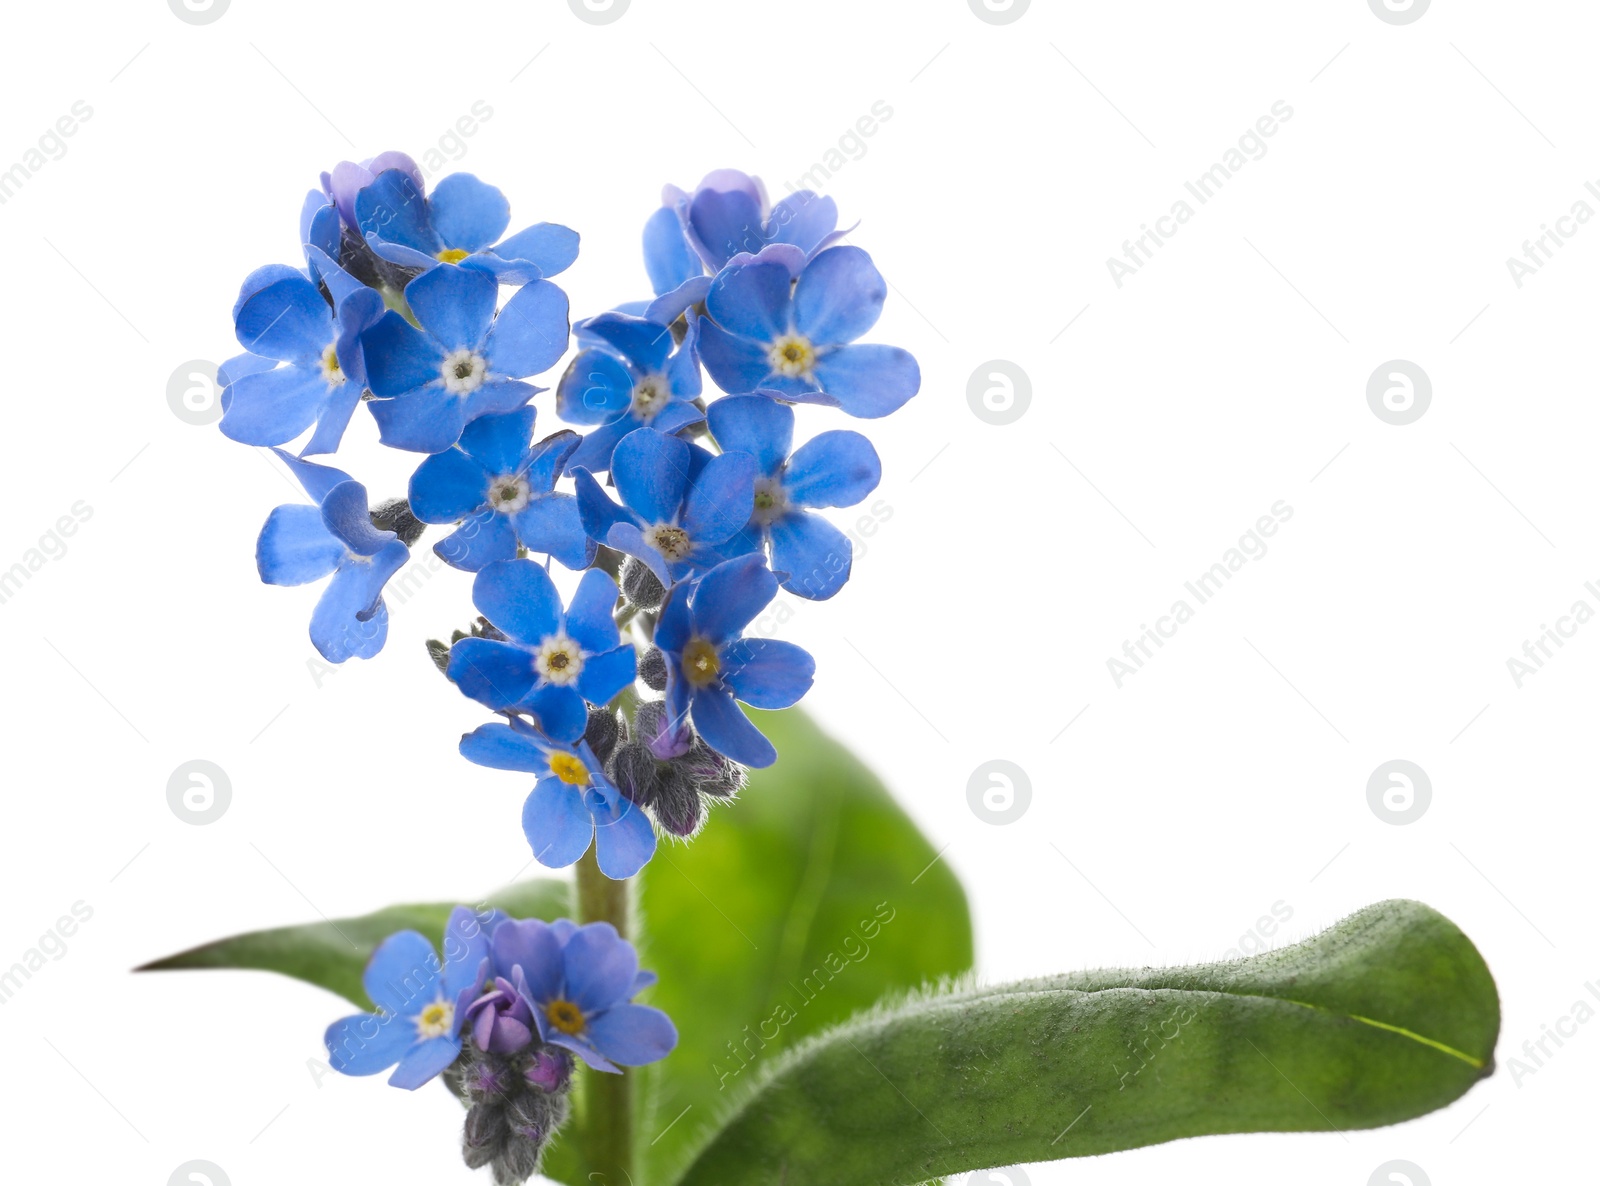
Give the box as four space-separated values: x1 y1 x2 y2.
0 0 1593 1183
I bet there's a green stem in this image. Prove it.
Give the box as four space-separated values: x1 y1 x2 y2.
576 847 634 1184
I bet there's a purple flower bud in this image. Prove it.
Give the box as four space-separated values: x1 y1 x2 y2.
466 976 537 1055
524 1046 573 1094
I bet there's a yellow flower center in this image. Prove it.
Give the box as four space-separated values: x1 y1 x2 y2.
546 998 586 1035
768 333 815 378
437 247 471 264
549 752 591 786
320 343 345 385
682 637 720 688
645 523 692 561
415 1000 454 1040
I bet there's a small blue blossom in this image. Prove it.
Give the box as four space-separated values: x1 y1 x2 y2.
489 918 676 1073
324 906 489 1090
357 169 579 286
556 311 705 474
362 264 570 454
408 407 592 572
459 718 658 879
255 450 410 662
698 244 920 418
679 169 842 272
220 261 385 455
448 559 636 738
572 428 756 586
655 552 815 768
706 395 881 601
323 151 424 232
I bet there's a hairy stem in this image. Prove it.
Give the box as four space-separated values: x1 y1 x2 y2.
576 848 633 1184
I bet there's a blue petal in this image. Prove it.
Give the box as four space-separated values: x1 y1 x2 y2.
690 553 778 644
272 447 354 503
458 406 537 477
579 313 674 374
767 192 838 256
234 270 331 364
573 469 640 543
429 173 511 253
369 384 466 454
299 380 365 458
771 512 853 600
521 685 589 744
523 778 595 869
460 721 553 773
785 430 880 507
491 222 580 278
256 505 343 586
356 169 440 256
722 638 815 708
793 246 887 345
363 311 444 397
588 1003 678 1066
441 906 492 999
450 637 538 710
486 279 570 378
577 645 637 707
557 349 634 425
589 788 658 879
682 451 757 545
434 510 519 572
523 430 580 493
512 493 595 571
706 260 793 343
321 481 393 556
563 569 622 653
492 918 563 1002
690 685 777 767
611 429 692 525
654 582 693 654
562 923 637 1013
217 350 276 388
563 416 635 476
409 449 490 523
464 377 540 424
406 264 497 352
697 319 774 395
325 1012 412 1076
389 1035 461 1090
219 365 327 446
664 312 704 399
364 930 442 1014
706 395 793 475
812 345 920 418
310 542 407 661
643 205 701 296
607 522 670 586
689 183 766 269
473 557 562 643
644 275 713 327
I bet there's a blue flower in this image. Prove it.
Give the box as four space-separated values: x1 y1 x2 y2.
459 718 658 879
356 169 580 286
706 395 881 601
323 151 423 231
362 264 569 454
572 428 756 586
640 193 711 325
697 245 920 419
489 918 675 1073
219 262 385 455
255 450 410 662
408 407 593 572
324 906 490 1090
680 169 842 271
655 552 815 767
556 312 705 474
448 559 636 738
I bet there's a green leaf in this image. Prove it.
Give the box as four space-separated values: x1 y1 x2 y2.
673 899 1500 1186
631 707 973 1186
137 878 573 1009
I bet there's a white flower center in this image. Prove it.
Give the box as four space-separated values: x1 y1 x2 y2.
534 634 585 686
441 349 487 395
768 333 816 378
631 373 671 422
751 477 787 527
487 474 531 514
414 998 454 1040
644 523 692 562
320 343 346 385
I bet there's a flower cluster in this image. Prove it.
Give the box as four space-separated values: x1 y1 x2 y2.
220 154 916 873
326 907 673 1182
